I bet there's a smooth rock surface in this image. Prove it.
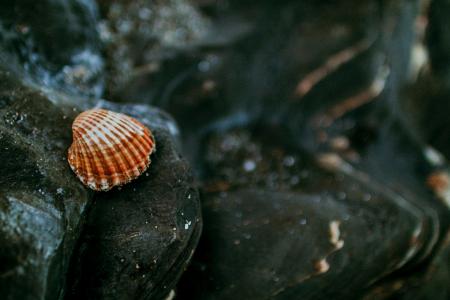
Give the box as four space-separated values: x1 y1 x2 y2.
0 65 91 300
402 0 450 160
177 119 449 299
175 0 450 299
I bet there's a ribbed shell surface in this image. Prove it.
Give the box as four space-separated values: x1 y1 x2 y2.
68 109 156 191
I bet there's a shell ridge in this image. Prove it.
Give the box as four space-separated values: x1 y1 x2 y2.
138 135 154 158
91 114 142 180
93 110 126 144
79 115 111 148
100 114 150 167
81 125 123 190
128 133 151 159
79 116 124 189
74 134 94 186
72 140 85 172
116 137 140 179
100 114 137 147
101 119 153 175
86 114 130 187
76 123 107 190
127 117 147 135
116 112 145 134
87 112 122 150
109 112 145 136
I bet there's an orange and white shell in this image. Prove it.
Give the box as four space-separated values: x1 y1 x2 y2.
67 109 156 191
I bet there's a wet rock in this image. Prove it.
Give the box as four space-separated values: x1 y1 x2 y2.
363 230 450 300
1 22 201 299
401 0 450 160
177 120 449 299
65 101 202 300
0 2 102 299
176 0 450 299
0 66 91 299
0 65 201 299
304 114 450 298
182 187 418 299
0 0 104 99
427 0 450 85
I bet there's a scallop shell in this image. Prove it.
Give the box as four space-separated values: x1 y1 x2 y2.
67 109 156 191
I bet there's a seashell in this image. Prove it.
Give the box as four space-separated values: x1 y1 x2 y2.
67 108 156 191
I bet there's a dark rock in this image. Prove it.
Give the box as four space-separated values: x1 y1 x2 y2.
0 22 201 299
362 232 450 300
97 0 210 102
401 0 450 160
0 65 91 300
65 101 202 300
186 186 418 299
0 64 202 299
427 0 450 85
177 118 449 299
176 0 450 299
0 1 103 299
0 0 104 99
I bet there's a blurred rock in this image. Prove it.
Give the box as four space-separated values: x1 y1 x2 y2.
97 0 211 102
401 0 450 160
177 117 449 299
427 0 450 85
176 0 450 299
0 0 104 99
363 232 450 300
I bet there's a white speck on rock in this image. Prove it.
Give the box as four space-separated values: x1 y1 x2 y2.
314 258 330 274
165 290 176 300
363 194 372 201
167 121 179 136
424 147 445 167
329 220 344 249
184 220 192 230
317 153 343 171
243 159 256 172
283 156 296 167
